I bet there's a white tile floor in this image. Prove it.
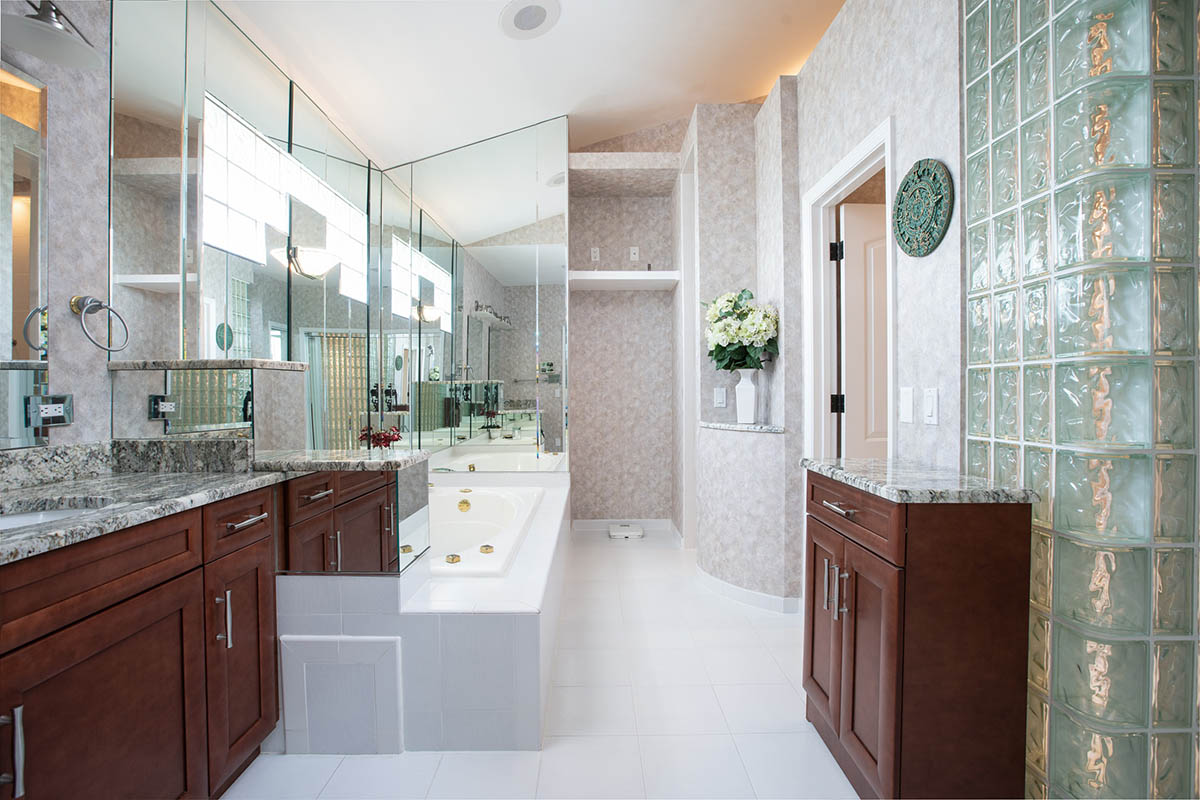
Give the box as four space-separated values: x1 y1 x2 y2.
226 529 857 799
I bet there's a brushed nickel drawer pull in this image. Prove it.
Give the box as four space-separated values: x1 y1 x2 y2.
227 511 269 532
0 707 22 796
831 567 848 620
215 590 233 648
821 500 856 519
822 557 830 610
304 489 333 501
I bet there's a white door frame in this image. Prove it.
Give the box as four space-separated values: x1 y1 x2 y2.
801 117 897 461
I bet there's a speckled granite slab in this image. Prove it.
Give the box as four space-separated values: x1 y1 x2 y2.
107 358 307 371
0 360 48 370
254 448 431 472
801 457 1039 504
112 438 253 473
0 471 290 564
0 442 112 490
700 421 784 434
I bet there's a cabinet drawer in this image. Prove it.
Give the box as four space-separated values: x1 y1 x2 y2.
807 472 905 566
286 472 337 524
203 487 276 562
0 509 203 655
336 470 389 503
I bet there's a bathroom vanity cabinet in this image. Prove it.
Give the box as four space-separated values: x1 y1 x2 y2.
0 486 281 799
284 471 396 572
802 469 1031 799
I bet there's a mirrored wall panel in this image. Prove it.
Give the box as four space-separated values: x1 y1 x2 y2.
393 117 569 472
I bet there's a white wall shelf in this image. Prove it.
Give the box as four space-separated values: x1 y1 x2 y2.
112 273 197 293
568 270 680 291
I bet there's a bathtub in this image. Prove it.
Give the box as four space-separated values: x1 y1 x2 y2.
427 485 545 576
431 448 565 473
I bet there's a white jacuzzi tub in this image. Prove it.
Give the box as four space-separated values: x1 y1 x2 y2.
428 485 545 576
431 448 565 473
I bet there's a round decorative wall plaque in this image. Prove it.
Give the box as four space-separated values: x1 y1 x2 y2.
892 159 954 257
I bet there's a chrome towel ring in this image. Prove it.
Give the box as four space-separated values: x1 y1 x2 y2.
69 295 129 352
22 305 47 353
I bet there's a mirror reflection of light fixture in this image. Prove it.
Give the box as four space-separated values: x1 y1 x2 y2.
417 305 441 323
270 246 340 279
1 1 103 70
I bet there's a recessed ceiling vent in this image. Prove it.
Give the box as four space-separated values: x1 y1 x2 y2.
499 0 561 40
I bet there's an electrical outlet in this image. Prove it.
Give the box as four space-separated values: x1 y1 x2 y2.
899 387 914 423
159 401 177 413
590 247 599 262
38 403 64 419
923 388 938 425
629 246 639 261
714 387 727 408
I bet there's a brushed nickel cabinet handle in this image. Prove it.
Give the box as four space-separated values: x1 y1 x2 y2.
304 489 333 502
215 590 233 648
822 557 830 610
831 567 848 621
0 707 23 796
336 530 343 571
837 571 849 619
227 511 269 532
821 500 856 519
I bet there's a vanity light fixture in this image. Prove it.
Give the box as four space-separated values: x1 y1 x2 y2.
272 246 340 279
499 0 560 40
1 1 103 70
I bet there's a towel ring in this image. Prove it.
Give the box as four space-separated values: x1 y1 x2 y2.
69 295 129 352
22 304 48 353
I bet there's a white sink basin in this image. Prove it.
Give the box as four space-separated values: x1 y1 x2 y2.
0 508 95 531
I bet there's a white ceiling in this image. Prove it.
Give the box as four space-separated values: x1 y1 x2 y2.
218 0 845 165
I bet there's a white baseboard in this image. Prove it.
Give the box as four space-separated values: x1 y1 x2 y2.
695 565 801 614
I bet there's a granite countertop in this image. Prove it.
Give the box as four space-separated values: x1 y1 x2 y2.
801 457 1039 504
253 448 431 472
0 471 291 565
699 421 784 434
107 359 307 371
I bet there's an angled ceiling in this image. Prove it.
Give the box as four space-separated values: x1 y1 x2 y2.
217 0 844 165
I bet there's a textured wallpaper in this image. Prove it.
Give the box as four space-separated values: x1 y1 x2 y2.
568 289 675 519
568 196 674 271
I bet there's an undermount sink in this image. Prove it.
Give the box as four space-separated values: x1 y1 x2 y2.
0 508 96 531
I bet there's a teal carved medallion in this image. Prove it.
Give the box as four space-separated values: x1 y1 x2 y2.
892 159 954 257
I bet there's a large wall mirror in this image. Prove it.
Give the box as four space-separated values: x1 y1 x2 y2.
0 59 48 448
396 117 569 473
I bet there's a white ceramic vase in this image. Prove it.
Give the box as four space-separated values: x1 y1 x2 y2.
734 369 757 424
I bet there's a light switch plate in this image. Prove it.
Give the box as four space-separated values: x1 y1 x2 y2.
629 246 639 261
590 247 599 262
899 387 914 423
923 388 938 425
714 387 727 408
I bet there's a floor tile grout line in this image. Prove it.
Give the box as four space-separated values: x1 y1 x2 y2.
314 755 346 799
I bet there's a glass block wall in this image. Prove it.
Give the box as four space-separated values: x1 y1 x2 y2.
961 0 1199 796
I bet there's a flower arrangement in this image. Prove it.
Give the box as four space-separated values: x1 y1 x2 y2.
359 425 403 449
703 289 779 371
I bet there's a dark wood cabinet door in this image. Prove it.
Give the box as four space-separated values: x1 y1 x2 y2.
838 539 902 799
286 512 335 572
204 537 277 792
802 516 844 731
333 487 388 572
0 570 208 799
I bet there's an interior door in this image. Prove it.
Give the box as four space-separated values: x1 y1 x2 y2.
0 571 208 799
839 203 889 459
205 537 278 792
803 517 844 731
838 539 903 798
333 486 388 572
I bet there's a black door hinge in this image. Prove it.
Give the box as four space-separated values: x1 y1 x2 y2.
830 394 846 413
829 241 844 261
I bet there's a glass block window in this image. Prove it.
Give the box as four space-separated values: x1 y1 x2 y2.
961 1 1198 796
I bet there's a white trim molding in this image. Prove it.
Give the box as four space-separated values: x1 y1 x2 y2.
801 117 898 462
694 565 801 614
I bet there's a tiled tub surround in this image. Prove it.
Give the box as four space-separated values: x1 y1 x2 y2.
0 470 290 564
275 472 571 751
962 0 1199 796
